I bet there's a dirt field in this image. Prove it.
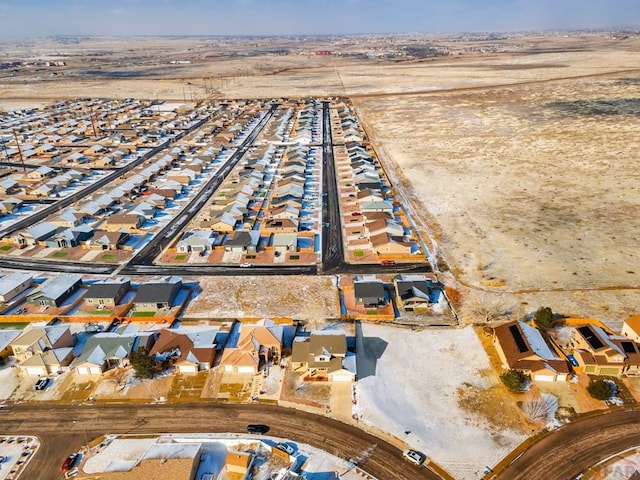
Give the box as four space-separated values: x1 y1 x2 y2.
2 33 640 327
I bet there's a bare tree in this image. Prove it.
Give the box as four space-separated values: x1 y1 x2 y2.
521 393 558 422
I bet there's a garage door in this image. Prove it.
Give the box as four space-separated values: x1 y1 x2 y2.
89 367 102 375
179 365 197 374
237 366 255 374
534 374 556 382
26 367 46 376
76 367 90 375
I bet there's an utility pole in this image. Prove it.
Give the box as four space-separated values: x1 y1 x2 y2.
89 105 98 138
12 130 26 171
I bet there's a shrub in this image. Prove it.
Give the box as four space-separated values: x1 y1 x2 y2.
587 379 615 400
500 369 529 393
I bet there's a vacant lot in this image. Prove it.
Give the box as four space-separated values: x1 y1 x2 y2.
355 64 640 327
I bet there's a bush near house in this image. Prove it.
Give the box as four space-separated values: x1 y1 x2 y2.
130 349 156 379
500 369 529 393
533 306 557 330
587 379 615 400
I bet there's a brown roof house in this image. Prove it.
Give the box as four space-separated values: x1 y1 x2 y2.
291 331 355 382
493 320 570 382
103 213 144 232
149 327 219 373
220 322 283 374
570 323 640 376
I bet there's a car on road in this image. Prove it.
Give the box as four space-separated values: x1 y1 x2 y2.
246 424 269 434
34 377 50 391
61 453 79 471
239 263 255 268
381 260 396 266
275 442 295 455
403 449 426 465
0 455 6 463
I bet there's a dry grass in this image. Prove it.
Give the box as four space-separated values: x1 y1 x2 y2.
185 276 337 320
167 372 208 401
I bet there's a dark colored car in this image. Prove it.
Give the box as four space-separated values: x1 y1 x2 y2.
61 453 78 471
34 378 49 391
247 424 269 434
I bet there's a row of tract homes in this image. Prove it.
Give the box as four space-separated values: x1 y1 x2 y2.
1 98 214 170
0 272 184 313
350 274 445 311
0 319 355 382
0 166 96 202
493 316 640 382
178 102 322 261
330 102 422 262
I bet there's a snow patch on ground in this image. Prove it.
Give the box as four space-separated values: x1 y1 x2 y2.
355 324 526 479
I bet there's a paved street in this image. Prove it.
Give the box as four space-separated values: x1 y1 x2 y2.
0 402 440 480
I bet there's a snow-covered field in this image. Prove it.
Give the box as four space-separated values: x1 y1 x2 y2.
355 324 526 479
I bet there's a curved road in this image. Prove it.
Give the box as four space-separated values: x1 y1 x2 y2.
494 408 640 480
0 403 437 480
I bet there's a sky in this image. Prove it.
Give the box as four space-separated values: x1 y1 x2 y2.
0 0 639 38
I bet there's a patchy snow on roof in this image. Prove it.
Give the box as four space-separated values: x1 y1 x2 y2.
519 321 559 360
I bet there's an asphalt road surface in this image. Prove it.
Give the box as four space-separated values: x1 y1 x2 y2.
494 408 640 480
0 403 438 480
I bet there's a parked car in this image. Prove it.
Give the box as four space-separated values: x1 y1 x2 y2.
403 449 426 465
34 378 50 391
61 453 78 471
381 260 396 266
239 263 255 268
246 424 269 434
275 442 295 455
567 354 579 367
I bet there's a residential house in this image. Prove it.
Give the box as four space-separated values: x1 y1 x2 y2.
176 231 216 253
26 273 83 307
84 278 131 307
394 274 443 310
133 276 182 312
353 275 388 308
0 272 33 303
13 222 57 247
210 212 238 233
89 230 130 250
0 178 19 195
103 214 144 232
149 327 218 373
0 198 23 215
45 225 93 248
621 316 640 343
493 320 570 382
51 209 87 228
30 183 57 198
291 331 354 382
271 233 298 255
371 233 411 255
570 324 640 376
264 218 299 234
224 230 260 253
72 329 155 375
0 329 21 364
26 166 55 180
220 322 283 374
167 169 197 184
11 323 74 375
